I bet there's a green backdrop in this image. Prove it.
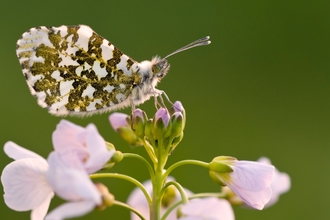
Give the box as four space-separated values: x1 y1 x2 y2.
1 0 329 219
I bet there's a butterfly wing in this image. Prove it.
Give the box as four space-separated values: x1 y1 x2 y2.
16 25 141 116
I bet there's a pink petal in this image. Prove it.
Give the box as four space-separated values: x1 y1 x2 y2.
155 108 170 127
31 193 54 220
180 197 234 220
1 158 53 211
132 109 145 120
4 141 45 161
45 201 96 220
223 161 275 210
230 161 274 191
109 113 129 131
47 152 101 204
127 180 151 220
79 124 114 174
257 157 291 207
227 182 272 210
52 120 113 173
266 172 290 207
52 120 85 152
172 101 184 113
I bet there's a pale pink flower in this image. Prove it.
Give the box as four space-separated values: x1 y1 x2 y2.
1 141 54 220
45 151 102 219
52 119 114 174
210 157 275 210
179 197 234 220
2 120 114 219
257 157 291 207
127 178 193 220
109 112 130 131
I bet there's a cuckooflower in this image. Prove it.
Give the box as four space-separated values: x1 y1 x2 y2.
1 141 54 220
52 119 114 174
178 197 234 220
45 151 103 219
222 157 291 209
2 120 115 219
209 156 275 210
1 142 110 220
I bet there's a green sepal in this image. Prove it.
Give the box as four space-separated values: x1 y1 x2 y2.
117 127 143 147
169 113 184 138
154 117 172 140
132 110 148 138
145 119 155 140
209 170 227 186
209 160 234 173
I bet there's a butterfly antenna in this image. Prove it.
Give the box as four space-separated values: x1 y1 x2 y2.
163 36 211 59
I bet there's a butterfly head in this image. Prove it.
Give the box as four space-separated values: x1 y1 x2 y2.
152 57 170 81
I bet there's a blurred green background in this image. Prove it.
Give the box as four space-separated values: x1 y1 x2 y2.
1 0 329 219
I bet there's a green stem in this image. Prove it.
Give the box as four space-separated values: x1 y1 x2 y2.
112 200 146 220
162 181 188 204
150 168 163 220
143 137 157 164
163 160 210 179
163 136 175 159
150 137 165 220
90 173 152 204
123 153 155 180
161 192 227 220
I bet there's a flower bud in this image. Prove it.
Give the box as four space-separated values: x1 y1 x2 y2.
170 101 186 129
170 112 184 138
170 101 184 114
109 113 130 131
161 185 176 208
153 108 172 139
131 109 148 138
95 183 115 210
109 113 143 147
110 150 123 163
155 108 170 127
103 148 123 169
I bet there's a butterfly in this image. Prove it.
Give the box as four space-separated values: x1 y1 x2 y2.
16 25 210 116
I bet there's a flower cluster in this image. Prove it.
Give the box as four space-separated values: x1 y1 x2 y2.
110 101 185 166
1 101 291 220
1 120 115 219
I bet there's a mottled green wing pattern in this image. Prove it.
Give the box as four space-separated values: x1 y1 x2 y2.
16 25 142 116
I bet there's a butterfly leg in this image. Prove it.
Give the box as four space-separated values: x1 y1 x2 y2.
152 89 173 110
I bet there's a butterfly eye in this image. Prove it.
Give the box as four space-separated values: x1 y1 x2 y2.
152 63 162 74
